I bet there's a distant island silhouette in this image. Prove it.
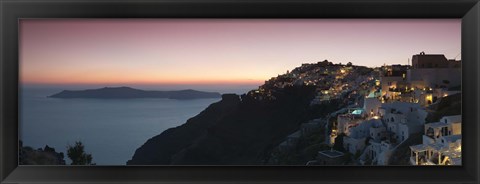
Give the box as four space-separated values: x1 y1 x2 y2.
49 87 221 100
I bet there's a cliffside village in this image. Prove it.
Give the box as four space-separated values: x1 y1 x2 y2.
256 52 462 166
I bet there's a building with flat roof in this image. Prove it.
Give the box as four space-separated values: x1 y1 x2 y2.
379 102 427 142
408 52 461 89
409 115 462 165
411 52 460 69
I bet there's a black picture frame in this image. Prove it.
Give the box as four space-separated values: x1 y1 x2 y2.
1 0 479 183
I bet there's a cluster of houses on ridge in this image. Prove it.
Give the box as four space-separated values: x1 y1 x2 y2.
326 52 461 165
273 52 462 166
247 60 375 104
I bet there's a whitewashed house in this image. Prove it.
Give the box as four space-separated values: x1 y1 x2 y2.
379 102 428 142
367 140 393 165
336 114 363 135
363 97 382 117
409 115 462 165
343 119 383 154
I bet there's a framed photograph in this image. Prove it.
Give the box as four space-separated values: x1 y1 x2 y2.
1 0 479 183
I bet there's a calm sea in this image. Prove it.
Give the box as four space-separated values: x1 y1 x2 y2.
19 87 248 165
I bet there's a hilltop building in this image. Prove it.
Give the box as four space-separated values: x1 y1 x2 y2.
378 52 461 106
408 52 461 91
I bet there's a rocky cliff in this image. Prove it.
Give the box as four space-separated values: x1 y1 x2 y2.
127 86 317 165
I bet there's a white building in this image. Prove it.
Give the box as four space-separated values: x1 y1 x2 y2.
369 125 387 142
343 136 366 155
409 134 461 165
380 75 403 99
407 52 461 89
343 119 383 154
336 114 363 135
367 140 393 165
407 68 461 89
423 115 461 143
440 115 461 130
410 115 462 165
363 97 382 117
379 102 428 142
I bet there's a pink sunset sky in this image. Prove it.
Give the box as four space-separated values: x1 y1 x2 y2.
20 19 460 88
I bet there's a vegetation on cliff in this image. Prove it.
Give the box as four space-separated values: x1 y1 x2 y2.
19 142 66 165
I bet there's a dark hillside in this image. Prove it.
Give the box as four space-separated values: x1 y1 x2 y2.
425 93 461 123
127 86 316 165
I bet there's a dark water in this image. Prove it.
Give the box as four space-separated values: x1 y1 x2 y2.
19 88 239 165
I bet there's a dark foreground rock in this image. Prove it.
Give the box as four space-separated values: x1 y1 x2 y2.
127 86 317 165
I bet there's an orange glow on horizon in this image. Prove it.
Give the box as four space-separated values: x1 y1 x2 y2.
21 69 267 86
22 78 265 86
20 19 460 88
